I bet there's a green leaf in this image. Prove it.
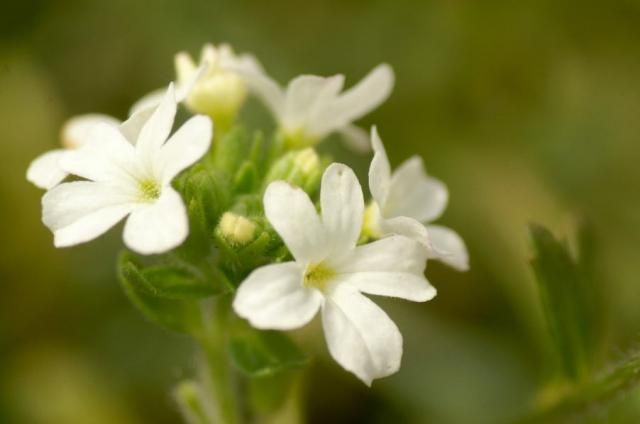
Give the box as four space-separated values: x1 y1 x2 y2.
233 161 258 194
519 350 640 423
529 224 597 381
117 252 202 333
141 265 221 299
229 330 309 378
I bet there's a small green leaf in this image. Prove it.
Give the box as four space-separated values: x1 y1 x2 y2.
519 350 640 423
529 224 597 381
117 252 202 333
233 161 258 194
141 265 220 299
229 330 309 378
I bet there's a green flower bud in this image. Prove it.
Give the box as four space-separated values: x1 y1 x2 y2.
264 147 324 194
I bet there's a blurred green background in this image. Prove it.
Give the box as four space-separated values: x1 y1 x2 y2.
2 0 640 423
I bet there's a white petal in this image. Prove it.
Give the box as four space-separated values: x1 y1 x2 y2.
263 181 327 263
322 286 402 385
283 74 344 133
381 215 431 249
332 235 427 276
235 66 285 119
316 64 394 134
175 51 197 83
60 123 137 184
320 163 364 256
233 262 323 330
123 187 188 255
368 126 391 206
119 106 156 145
387 156 448 222
337 125 371 153
158 115 212 184
332 235 435 302
42 181 136 247
26 149 68 189
135 84 177 155
336 271 435 302
61 114 120 149
426 225 469 271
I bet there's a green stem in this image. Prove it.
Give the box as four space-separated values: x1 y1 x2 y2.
196 295 240 424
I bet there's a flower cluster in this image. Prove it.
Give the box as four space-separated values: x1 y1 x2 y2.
27 43 468 385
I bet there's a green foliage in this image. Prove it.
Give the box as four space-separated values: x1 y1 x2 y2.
117 252 203 333
229 328 310 378
174 381 213 424
529 224 598 381
520 350 640 423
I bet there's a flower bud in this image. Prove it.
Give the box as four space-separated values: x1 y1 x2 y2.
216 212 257 246
264 147 323 194
176 44 249 129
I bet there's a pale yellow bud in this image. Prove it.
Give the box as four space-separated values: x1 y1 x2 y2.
218 212 256 246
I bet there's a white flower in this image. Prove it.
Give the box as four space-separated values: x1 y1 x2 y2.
41 84 213 255
233 163 435 385
235 63 394 151
367 127 469 271
132 43 260 126
26 114 120 189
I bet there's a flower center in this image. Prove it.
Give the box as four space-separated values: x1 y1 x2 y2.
303 262 335 292
138 179 161 201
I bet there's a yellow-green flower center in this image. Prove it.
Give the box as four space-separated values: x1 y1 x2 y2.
139 179 161 201
303 262 335 292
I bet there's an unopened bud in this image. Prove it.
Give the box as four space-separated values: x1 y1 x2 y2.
217 212 257 246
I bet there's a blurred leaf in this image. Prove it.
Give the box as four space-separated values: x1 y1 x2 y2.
233 161 259 194
529 224 597 381
520 350 640 423
117 252 202 334
229 330 309 378
141 265 221 299
174 380 213 424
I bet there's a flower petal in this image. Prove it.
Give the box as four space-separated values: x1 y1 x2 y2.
332 234 427 276
123 187 188 255
381 215 431 249
235 66 285 119
337 124 371 153
316 64 394 134
264 181 327 263
26 149 68 189
42 181 136 247
60 122 137 184
119 106 156 145
135 84 177 155
158 115 212 184
332 234 434 302
426 224 469 271
61 114 120 149
322 286 402 385
387 156 448 222
283 74 344 134
233 262 323 330
368 126 391 206
320 163 364 256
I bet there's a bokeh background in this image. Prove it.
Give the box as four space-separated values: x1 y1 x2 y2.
2 0 640 423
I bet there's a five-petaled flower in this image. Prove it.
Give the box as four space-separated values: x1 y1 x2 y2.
235 63 394 151
26 65 207 191
233 163 436 385
366 127 469 271
41 84 212 255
